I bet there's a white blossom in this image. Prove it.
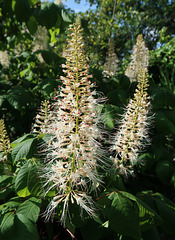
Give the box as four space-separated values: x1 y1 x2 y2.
40 22 106 224
0 51 10 68
125 34 149 82
112 69 152 175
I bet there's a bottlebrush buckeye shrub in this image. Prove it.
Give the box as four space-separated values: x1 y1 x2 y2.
33 22 107 225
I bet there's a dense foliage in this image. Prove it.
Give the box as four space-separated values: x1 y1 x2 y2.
0 0 175 240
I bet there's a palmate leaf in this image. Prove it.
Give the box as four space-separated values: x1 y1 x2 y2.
120 191 163 231
105 191 141 239
137 191 175 235
33 78 59 97
0 213 39 240
15 162 42 197
16 197 41 223
0 198 21 215
6 86 33 111
151 87 175 109
0 197 41 240
98 190 162 239
34 50 63 68
14 213 39 240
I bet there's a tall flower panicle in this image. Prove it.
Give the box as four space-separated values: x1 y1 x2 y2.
32 100 52 134
0 51 10 68
0 119 11 160
111 68 152 175
103 38 119 80
125 34 149 82
41 22 106 225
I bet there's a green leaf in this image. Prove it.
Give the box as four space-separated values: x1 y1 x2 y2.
34 78 58 96
49 28 60 44
80 220 107 240
0 175 14 200
61 9 72 23
138 153 156 172
105 191 141 239
11 134 35 148
13 213 39 240
7 86 33 111
36 2 61 29
101 105 115 129
26 16 38 35
16 197 41 223
20 68 30 78
107 89 128 106
0 198 21 215
39 133 53 143
15 0 31 22
36 50 62 67
154 194 175 235
142 228 160 240
137 192 175 235
155 111 175 134
0 212 15 240
121 191 163 231
99 190 162 238
12 138 37 163
171 171 175 188
15 162 42 197
155 160 174 182
151 87 175 109
0 95 4 107
28 0 39 5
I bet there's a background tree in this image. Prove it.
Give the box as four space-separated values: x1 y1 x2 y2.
79 0 175 69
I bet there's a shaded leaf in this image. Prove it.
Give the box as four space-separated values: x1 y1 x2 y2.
13 213 39 240
102 191 141 239
36 2 61 29
0 212 15 240
15 162 42 197
0 175 14 200
15 0 31 22
17 197 41 223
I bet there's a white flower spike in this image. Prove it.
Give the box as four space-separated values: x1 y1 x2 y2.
40 21 106 225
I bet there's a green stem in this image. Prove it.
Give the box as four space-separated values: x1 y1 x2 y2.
69 26 80 191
